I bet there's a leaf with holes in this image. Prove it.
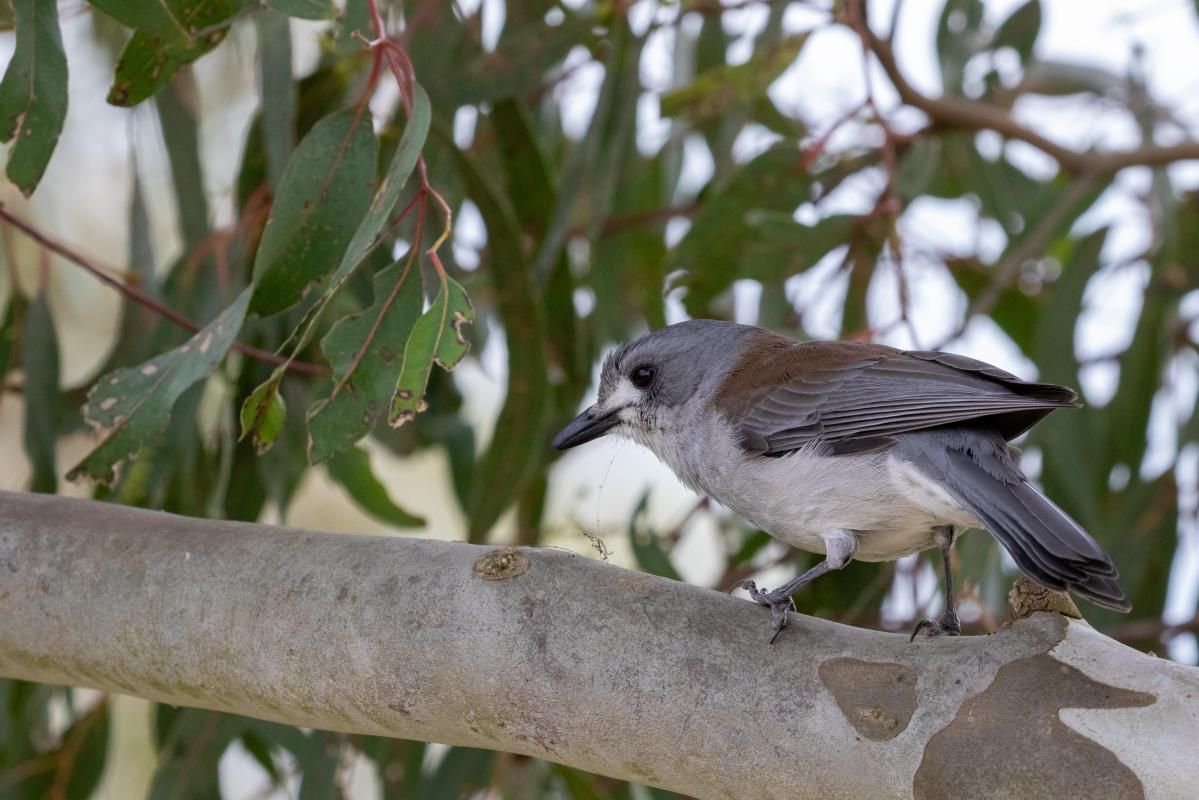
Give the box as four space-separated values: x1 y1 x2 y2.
97 0 247 107
0 0 68 195
263 84 429 376
388 276 474 427
250 108 378 317
68 289 251 485
306 258 423 463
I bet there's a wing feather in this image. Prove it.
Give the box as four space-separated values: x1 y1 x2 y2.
726 341 1079 456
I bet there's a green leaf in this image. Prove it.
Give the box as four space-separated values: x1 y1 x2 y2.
61 702 110 800
243 87 429 459
388 275 474 427
239 379 286 454
896 137 942 202
68 288 252 485
306 258 422 463
251 108 378 317
325 445 423 527
993 0 1041 64
297 731 345 800
675 145 814 314
0 0 68 195
268 0 334 20
103 1 247 107
1036 227 1107 386
156 76 211 250
256 8 296 193
269 85 430 363
21 292 59 493
660 34 807 123
411 747 496 800
743 211 857 283
149 710 242 800
446 137 550 543
936 0 984 95
627 492 680 581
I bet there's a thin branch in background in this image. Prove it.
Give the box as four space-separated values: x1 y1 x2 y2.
0 205 326 376
850 0 1199 175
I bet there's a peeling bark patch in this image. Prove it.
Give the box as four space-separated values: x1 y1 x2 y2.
1008 575 1081 619
472 548 530 581
818 658 918 741
914 654 1156 800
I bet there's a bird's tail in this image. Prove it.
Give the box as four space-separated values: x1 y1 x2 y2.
899 430 1130 613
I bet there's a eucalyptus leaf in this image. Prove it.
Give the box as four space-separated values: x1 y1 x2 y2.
388 274 474 426
325 445 423 527
69 289 251 485
307 258 423 463
0 0 68 195
251 108 378 317
21 292 59 493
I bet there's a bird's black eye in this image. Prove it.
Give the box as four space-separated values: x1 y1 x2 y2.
631 364 656 389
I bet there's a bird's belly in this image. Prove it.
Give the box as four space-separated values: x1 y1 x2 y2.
698 449 977 562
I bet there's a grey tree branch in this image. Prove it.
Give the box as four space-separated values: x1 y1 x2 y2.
1 491 1197 799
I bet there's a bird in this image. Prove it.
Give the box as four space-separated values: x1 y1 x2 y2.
552 319 1129 643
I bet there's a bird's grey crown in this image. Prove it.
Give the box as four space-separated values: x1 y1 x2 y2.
599 320 760 407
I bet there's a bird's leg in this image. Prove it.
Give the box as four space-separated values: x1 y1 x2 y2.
731 530 855 644
733 561 830 644
911 526 961 640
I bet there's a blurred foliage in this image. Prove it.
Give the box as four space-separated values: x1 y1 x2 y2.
1 0 1198 796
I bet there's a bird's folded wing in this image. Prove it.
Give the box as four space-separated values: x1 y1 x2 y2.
732 344 1079 456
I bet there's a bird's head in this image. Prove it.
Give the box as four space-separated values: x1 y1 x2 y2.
552 319 757 452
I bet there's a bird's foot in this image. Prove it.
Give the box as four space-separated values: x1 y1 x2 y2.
909 609 961 641
731 580 796 644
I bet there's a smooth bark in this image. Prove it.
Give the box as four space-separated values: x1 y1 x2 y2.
1 491 1196 799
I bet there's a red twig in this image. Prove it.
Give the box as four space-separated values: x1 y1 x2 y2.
0 205 324 376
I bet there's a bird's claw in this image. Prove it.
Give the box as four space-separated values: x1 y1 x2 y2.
909 610 962 641
731 579 796 644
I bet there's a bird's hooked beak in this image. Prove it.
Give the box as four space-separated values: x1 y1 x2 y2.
552 403 622 450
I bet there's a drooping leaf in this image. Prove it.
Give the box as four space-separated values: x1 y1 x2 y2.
156 75 211 252
267 0 335 20
306 258 423 463
660 35 807 123
936 0 984 95
251 108 378 317
446 138 550 543
325 445 423 527
149 709 242 800
0 0 68 195
627 492 680 581
297 731 345 800
241 87 430 457
69 289 252 485
256 8 296 193
99 0 247 106
270 85 430 362
388 274 474 427
410 747 496 800
59 702 110 800
993 0 1042 64
742 211 857 284
21 292 59 493
675 145 815 314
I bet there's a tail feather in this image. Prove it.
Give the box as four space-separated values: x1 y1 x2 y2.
898 430 1130 613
